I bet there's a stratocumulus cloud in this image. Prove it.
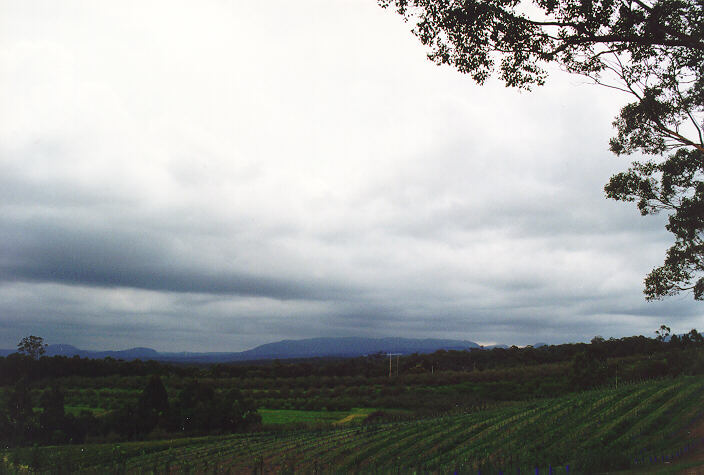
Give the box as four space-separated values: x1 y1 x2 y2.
0 0 700 351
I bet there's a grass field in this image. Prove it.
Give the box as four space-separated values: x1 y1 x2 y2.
258 407 376 425
3 376 704 473
63 405 109 417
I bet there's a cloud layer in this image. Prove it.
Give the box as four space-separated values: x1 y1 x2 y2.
1 0 701 351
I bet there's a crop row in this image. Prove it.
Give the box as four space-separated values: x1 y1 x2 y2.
3 376 703 473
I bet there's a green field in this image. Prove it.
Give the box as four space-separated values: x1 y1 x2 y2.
258 407 376 425
63 405 109 417
3 375 703 473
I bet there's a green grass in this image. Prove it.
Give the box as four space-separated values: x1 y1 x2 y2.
258 407 375 425
64 405 108 417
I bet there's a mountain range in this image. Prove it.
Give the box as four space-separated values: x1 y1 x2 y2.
0 337 513 363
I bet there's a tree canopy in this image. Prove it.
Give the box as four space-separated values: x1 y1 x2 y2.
379 0 703 300
17 335 47 360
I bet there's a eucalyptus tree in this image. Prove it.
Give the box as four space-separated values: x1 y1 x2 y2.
17 335 47 359
379 0 703 299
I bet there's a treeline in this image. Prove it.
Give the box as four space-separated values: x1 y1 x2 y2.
199 332 704 380
0 353 197 386
0 379 90 447
2 331 702 386
103 376 260 441
0 375 261 448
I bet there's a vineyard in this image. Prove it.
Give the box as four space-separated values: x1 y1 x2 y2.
2 375 703 473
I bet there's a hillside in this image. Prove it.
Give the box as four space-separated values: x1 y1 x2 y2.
0 337 484 362
234 337 481 359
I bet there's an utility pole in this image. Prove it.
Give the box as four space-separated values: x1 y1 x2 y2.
387 353 401 377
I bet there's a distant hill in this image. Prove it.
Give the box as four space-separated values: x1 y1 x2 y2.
235 337 481 360
0 344 160 360
0 337 486 363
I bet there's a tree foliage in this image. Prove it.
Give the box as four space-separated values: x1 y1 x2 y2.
17 335 47 360
655 324 671 341
379 0 704 299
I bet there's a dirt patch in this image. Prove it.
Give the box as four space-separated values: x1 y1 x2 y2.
334 414 367 425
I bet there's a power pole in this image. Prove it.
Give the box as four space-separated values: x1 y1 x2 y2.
387 353 401 377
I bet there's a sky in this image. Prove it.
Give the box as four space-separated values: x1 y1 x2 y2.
1 0 701 352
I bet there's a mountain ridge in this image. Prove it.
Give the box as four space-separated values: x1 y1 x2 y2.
0 337 512 363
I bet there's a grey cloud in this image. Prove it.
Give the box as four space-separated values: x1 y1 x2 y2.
1 218 349 301
1 1 701 352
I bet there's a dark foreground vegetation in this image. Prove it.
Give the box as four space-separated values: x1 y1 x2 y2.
2 376 704 473
2 329 704 472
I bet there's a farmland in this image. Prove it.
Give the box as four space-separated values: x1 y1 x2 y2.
3 375 704 473
3 334 704 472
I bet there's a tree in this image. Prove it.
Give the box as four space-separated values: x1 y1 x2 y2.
3 379 37 445
686 328 704 344
655 324 671 341
139 374 169 415
135 375 169 436
571 348 607 389
17 335 47 359
39 385 68 444
164 380 261 435
379 0 703 299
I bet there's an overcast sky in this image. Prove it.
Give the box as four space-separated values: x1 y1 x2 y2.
1 0 701 352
